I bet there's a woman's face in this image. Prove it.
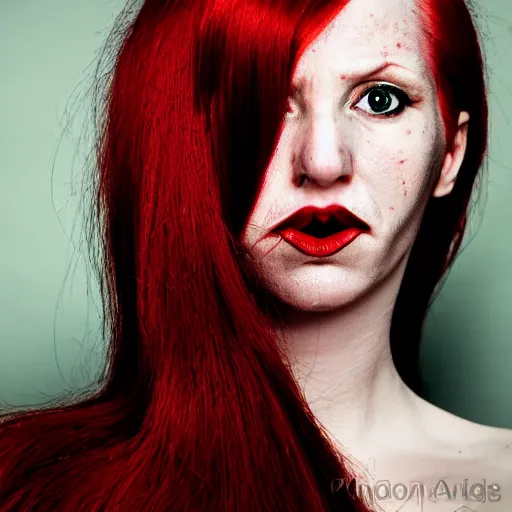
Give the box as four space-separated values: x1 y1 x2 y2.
240 0 467 312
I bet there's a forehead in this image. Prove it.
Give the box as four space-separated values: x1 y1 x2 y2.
293 0 429 85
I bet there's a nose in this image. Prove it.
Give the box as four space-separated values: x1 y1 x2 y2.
295 115 353 188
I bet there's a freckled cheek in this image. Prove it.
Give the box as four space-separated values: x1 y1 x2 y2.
360 143 428 208
359 146 408 200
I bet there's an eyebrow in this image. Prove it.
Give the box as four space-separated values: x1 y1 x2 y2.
290 61 424 96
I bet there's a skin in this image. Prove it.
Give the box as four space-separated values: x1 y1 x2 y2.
240 0 512 510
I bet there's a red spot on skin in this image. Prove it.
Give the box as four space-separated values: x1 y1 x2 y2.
402 179 407 197
406 129 411 135
397 42 402 48
340 74 347 80
398 159 406 165
370 13 374 17
312 49 316 52
389 207 395 211
381 51 389 58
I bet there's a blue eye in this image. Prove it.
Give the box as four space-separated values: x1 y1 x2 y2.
354 84 412 117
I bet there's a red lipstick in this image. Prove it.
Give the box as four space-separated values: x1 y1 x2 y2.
274 205 370 258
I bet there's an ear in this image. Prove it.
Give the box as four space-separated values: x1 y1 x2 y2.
432 111 470 198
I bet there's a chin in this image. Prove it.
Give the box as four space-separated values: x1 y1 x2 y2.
295 300 342 313
282 295 355 313
263 273 364 313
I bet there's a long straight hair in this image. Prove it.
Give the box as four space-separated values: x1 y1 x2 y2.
0 0 487 510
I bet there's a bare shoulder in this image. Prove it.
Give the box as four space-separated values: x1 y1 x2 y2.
479 423 512 487
413 394 512 494
410 391 509 442
364 395 512 511
339 390 512 511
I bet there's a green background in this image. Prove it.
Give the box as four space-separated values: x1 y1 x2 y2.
1 1 511 426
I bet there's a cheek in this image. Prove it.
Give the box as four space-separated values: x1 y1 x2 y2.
359 126 436 208
240 168 294 251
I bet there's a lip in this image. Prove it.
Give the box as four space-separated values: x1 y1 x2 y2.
273 204 370 258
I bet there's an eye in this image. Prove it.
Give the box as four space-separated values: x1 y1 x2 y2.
354 84 412 117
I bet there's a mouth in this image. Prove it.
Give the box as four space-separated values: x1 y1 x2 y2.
273 204 370 258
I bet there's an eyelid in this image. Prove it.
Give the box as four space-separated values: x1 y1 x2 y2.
284 82 414 119
350 82 413 117
352 82 409 105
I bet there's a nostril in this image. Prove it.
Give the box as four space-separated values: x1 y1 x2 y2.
297 174 308 187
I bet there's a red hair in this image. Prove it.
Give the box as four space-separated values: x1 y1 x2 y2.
0 0 487 510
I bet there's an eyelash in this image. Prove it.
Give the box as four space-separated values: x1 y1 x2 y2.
354 83 413 117
285 83 413 119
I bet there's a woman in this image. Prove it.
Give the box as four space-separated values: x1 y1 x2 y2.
0 0 510 510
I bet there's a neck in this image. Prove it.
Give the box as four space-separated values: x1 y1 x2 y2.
277 257 419 462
